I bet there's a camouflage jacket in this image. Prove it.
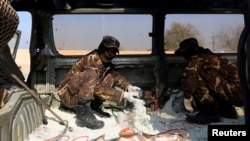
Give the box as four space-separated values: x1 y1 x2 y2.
182 54 243 106
58 50 131 108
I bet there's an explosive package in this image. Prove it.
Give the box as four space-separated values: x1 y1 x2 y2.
102 88 191 141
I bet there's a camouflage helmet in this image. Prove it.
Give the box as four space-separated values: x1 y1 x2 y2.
98 35 120 54
175 38 213 60
175 38 199 56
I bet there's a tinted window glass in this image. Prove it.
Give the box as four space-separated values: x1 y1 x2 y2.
8 11 31 80
53 14 152 55
164 14 244 53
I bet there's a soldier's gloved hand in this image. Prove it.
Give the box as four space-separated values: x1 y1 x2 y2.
128 85 141 92
123 91 140 103
184 96 194 112
127 85 142 98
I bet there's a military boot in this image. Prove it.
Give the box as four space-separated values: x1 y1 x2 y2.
90 97 111 118
218 100 238 119
186 102 221 124
59 103 76 113
75 103 104 129
157 93 170 109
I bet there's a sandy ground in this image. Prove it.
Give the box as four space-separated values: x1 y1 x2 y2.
25 89 245 141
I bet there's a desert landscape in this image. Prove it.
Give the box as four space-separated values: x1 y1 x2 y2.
14 49 30 80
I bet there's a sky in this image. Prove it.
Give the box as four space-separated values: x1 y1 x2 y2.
165 14 244 51
16 12 244 52
16 12 32 49
165 14 244 34
53 15 152 51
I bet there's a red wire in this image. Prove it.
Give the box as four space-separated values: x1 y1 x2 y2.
72 135 89 141
157 119 202 137
43 134 70 141
43 133 90 141
145 93 160 110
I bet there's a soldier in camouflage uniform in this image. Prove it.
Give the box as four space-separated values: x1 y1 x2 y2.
175 38 243 124
0 0 26 108
58 35 142 129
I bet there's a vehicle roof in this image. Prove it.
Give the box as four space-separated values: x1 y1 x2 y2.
11 0 246 13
